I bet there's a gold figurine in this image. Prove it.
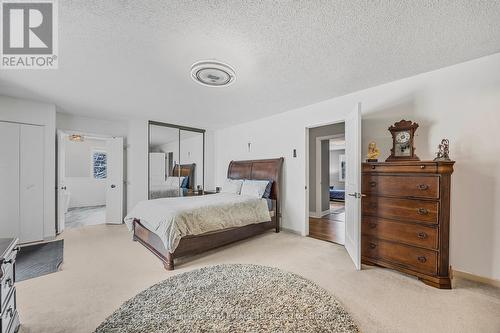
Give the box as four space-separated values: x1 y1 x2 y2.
366 142 380 162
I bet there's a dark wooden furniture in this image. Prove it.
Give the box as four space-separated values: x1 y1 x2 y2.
133 158 284 270
184 190 217 196
361 161 454 289
0 238 20 333
386 120 420 161
172 163 196 190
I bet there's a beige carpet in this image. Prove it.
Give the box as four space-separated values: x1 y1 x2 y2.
17 224 500 333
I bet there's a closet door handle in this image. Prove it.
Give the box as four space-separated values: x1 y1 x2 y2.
61 186 67 190
417 208 429 215
111 184 116 189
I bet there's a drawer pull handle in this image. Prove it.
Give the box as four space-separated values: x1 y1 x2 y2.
417 208 429 215
369 243 377 249
417 232 428 239
369 181 377 187
417 184 429 190
369 223 377 229
371 165 376 170
417 256 427 263
420 165 426 169
6 306 13 318
5 278 13 288
1 259 12 266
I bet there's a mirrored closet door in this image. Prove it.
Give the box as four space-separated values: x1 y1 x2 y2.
148 121 205 199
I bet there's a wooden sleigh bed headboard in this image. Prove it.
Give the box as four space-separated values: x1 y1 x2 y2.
227 158 284 217
172 163 196 190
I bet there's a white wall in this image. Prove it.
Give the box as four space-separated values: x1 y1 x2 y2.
57 112 129 137
0 96 56 239
65 138 107 208
214 53 500 281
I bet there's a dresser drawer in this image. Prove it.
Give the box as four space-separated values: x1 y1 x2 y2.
362 196 439 224
0 288 16 333
362 217 438 250
363 163 437 174
0 262 14 308
362 236 438 275
363 174 439 199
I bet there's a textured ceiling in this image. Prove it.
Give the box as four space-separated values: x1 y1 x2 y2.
1 1 499 129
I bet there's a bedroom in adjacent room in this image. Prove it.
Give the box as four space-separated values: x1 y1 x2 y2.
308 122 346 245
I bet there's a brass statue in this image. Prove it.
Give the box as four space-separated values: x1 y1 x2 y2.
366 142 381 162
434 139 451 161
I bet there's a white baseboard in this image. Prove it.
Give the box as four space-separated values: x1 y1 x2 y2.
452 269 500 288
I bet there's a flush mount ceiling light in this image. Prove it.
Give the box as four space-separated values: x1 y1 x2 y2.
190 60 236 87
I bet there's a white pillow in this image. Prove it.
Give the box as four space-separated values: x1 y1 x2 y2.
221 179 244 194
240 180 270 198
165 176 185 187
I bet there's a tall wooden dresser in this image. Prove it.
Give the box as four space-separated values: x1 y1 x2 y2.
361 161 454 289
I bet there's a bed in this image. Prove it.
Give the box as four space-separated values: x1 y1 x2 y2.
129 158 283 270
329 186 345 201
148 163 195 199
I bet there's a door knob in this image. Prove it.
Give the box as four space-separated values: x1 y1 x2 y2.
348 192 365 199
61 186 67 190
111 184 116 188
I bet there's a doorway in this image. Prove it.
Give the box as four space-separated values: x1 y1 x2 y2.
305 103 362 270
57 131 124 232
307 125 346 245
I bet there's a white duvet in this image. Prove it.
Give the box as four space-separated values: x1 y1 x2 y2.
124 193 271 253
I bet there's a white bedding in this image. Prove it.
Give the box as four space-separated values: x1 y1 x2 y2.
124 193 271 253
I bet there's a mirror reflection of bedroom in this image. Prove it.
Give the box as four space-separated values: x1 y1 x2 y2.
148 122 204 199
308 123 346 245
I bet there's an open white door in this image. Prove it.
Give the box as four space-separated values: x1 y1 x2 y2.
56 131 67 234
106 137 124 224
345 103 362 270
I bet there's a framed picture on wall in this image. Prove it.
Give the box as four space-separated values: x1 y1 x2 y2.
339 154 346 182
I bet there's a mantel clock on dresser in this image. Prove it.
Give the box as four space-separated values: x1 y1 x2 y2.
386 120 419 161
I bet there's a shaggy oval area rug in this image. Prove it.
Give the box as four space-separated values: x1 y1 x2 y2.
95 264 358 333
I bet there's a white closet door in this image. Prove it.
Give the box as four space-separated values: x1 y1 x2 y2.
0 122 20 238
106 137 124 224
19 124 44 243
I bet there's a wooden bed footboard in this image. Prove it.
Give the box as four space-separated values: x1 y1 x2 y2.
133 215 278 270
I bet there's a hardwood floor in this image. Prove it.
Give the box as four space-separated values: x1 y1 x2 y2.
309 201 345 245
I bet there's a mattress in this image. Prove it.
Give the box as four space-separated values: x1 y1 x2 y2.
124 193 272 253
